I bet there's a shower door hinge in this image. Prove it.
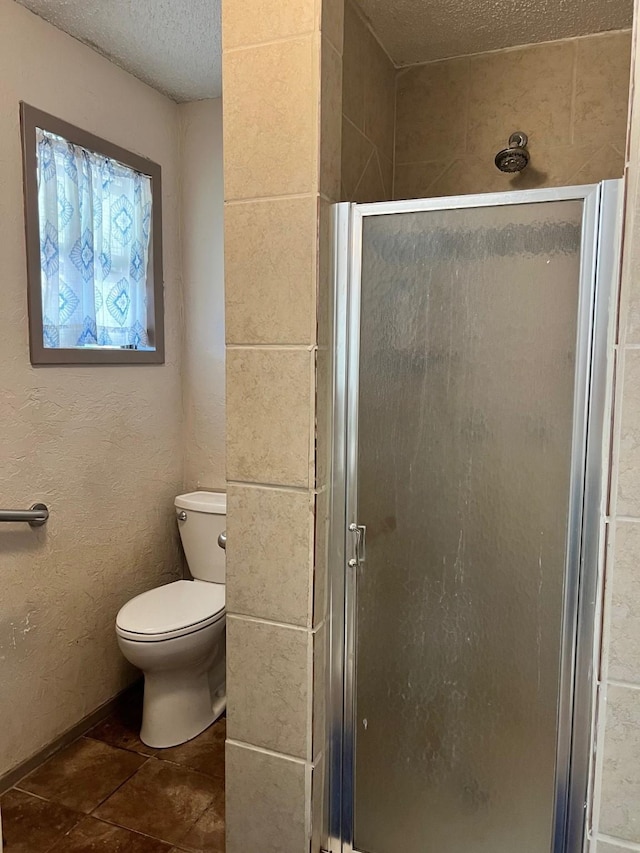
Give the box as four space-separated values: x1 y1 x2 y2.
348 522 366 569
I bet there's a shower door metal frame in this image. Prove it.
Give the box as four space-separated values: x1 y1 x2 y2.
327 181 623 853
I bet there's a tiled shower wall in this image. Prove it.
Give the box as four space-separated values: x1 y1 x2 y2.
341 0 395 202
591 6 640 847
393 30 632 200
341 21 632 204
221 0 342 850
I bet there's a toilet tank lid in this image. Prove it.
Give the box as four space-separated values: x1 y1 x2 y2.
175 491 226 513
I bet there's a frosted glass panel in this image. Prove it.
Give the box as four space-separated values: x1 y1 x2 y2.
353 201 584 853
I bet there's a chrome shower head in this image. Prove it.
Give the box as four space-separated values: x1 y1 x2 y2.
495 131 530 173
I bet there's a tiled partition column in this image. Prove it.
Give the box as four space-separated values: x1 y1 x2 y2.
221 1 342 851
591 7 640 851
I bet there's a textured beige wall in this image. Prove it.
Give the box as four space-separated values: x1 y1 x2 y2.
221 0 342 849
180 98 226 492
394 30 632 199
341 0 395 202
590 3 640 848
0 0 183 777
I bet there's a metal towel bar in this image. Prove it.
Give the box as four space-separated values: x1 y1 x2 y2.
0 503 49 527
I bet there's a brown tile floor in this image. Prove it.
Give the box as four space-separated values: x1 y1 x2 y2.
1 691 225 852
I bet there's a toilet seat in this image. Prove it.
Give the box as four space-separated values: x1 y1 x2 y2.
116 580 225 642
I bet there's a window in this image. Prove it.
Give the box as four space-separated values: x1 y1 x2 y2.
20 103 164 364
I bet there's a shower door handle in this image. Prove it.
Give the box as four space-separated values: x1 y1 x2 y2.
349 523 366 565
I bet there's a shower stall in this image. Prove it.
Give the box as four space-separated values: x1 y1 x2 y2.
327 182 623 853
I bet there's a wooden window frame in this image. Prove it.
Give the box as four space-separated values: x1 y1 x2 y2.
20 102 165 365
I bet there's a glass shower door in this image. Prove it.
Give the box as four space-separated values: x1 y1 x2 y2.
335 185 620 853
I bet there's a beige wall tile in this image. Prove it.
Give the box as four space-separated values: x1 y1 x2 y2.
599 685 640 843
621 195 640 346
379 153 393 200
225 197 317 345
399 141 614 201
226 617 310 757
223 0 315 50
575 32 632 149
363 28 396 163
395 59 469 164
425 154 507 198
342 0 366 131
392 32 630 203
321 37 343 201
569 145 625 185
342 116 374 200
321 0 344 55
353 149 387 202
596 842 635 852
226 742 307 853
468 41 574 154
226 348 313 488
226 485 313 626
223 36 319 200
608 523 640 684
394 160 452 200
616 351 640 517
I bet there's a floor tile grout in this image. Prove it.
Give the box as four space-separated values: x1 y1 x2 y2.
91 812 178 847
89 753 153 814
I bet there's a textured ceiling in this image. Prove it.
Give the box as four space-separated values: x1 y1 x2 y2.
355 0 634 66
13 0 221 101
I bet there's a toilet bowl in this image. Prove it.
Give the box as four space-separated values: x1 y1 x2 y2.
116 491 227 748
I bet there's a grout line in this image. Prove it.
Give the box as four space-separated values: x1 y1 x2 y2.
616 515 640 522
89 755 153 814
351 149 375 201
11 786 64 804
226 343 315 352
607 678 640 691
393 27 633 72
597 834 640 850
462 57 470 156
226 737 309 765
227 479 312 494
346 0 397 69
392 63 398 199
570 40 578 147
228 612 310 632
225 191 316 206
224 30 317 55
85 813 183 848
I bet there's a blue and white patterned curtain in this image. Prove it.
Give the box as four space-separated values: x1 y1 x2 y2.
36 128 152 348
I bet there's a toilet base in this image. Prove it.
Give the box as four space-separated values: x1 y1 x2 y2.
117 614 226 749
141 672 226 748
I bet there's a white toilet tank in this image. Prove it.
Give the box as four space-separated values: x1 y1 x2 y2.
175 491 226 583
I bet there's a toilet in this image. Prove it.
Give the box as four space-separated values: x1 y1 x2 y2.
115 491 226 748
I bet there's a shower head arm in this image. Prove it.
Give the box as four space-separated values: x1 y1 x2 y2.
508 131 528 148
